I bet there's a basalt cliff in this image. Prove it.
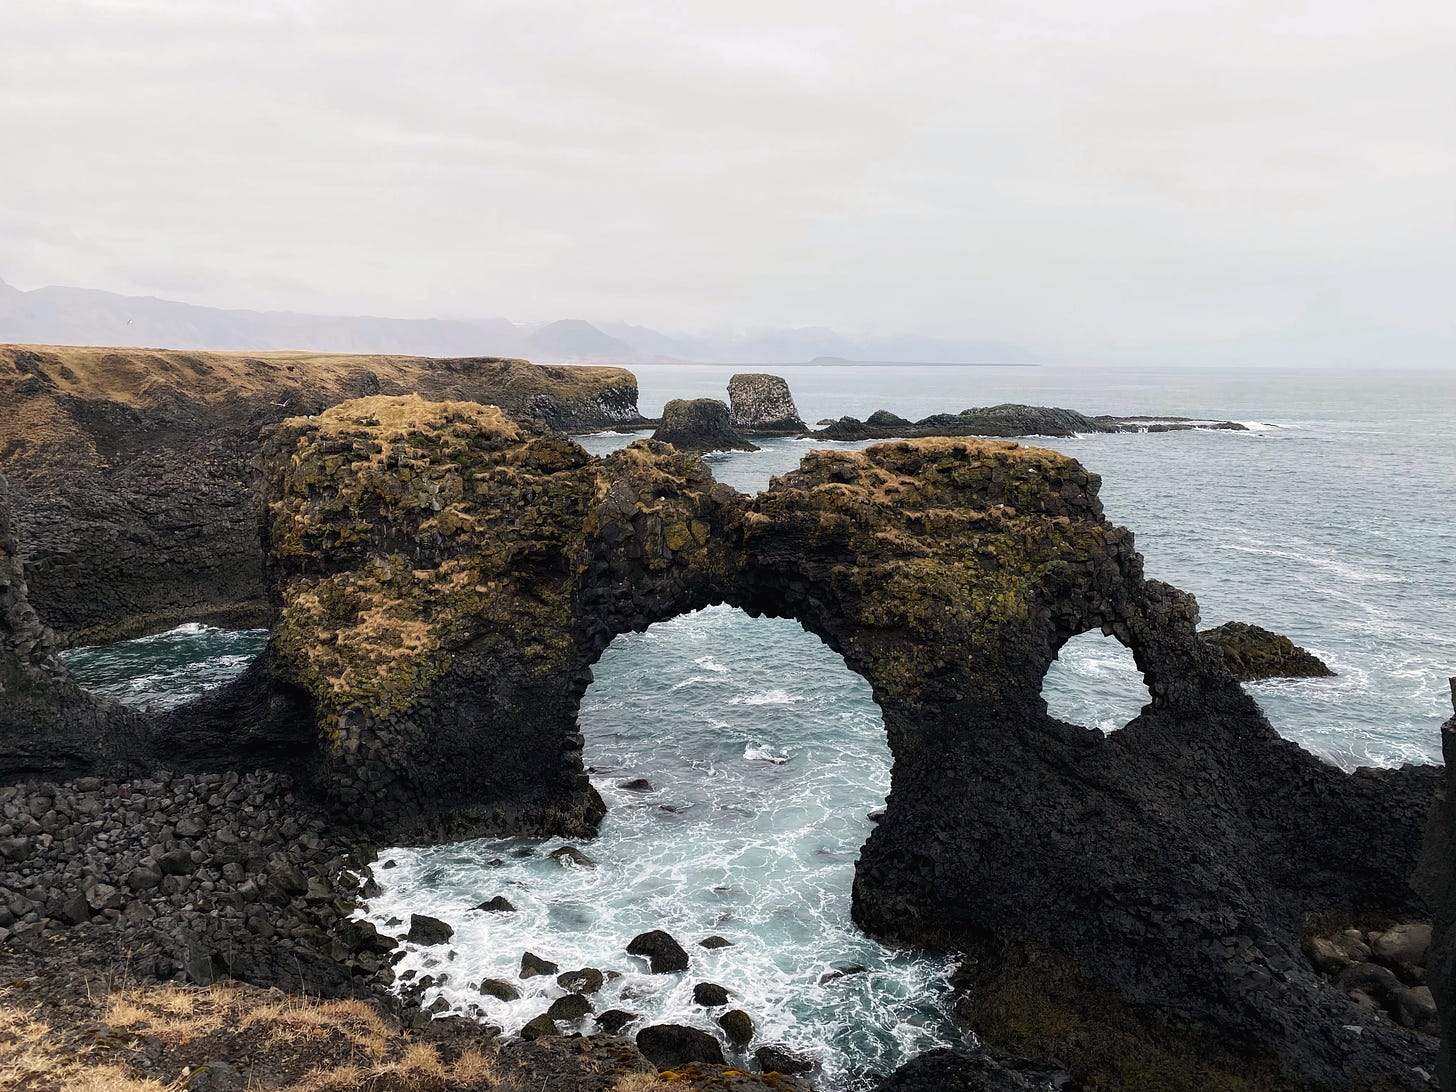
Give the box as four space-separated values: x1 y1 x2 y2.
0 344 647 648
0 392 1450 1090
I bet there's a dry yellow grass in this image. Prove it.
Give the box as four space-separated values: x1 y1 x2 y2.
609 1076 680 1092
0 1001 174 1091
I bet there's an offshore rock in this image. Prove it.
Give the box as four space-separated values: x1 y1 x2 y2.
1200 620 1336 680
813 403 1247 440
1413 679 1456 1088
652 397 760 453
728 373 807 435
164 396 1441 1087
0 344 647 646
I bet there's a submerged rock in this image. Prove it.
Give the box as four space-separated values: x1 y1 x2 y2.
812 403 1247 441
1200 621 1336 680
651 397 760 453
727 373 807 435
548 845 596 868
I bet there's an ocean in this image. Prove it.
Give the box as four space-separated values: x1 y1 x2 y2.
63 363 1456 1087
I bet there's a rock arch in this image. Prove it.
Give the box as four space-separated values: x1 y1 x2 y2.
4 394 1444 1088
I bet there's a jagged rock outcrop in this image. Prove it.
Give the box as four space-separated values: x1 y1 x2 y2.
814 403 1247 440
1201 620 1336 680
651 398 759 453
0 476 136 779
227 395 1438 1088
0 344 647 646
1414 679 1456 1088
727 373 806 435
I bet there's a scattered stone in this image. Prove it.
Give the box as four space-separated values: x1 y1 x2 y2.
1372 923 1431 970
546 993 592 1022
548 845 596 869
478 978 520 1002
596 1009 637 1035
520 952 560 978
520 1013 559 1041
57 890 93 926
406 914 454 946
557 967 605 994
1396 985 1439 1034
693 981 730 1006
475 896 516 913
718 1008 754 1049
754 1044 815 1075
636 1023 725 1069
627 929 689 973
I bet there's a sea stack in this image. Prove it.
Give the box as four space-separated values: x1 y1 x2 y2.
727 373 807 435
651 398 759 453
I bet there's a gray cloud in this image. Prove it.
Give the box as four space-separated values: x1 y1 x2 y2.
1 0 1452 363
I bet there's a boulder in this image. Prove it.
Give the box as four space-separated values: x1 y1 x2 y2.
651 398 759 453
1372 923 1431 971
1199 621 1336 681
557 967 605 993
693 981 730 1006
754 1044 815 1075
727 373 806 435
478 978 520 1002
520 1013 559 1041
405 914 454 946
1396 985 1439 1035
547 993 592 1022
520 951 559 978
699 935 734 949
596 1009 637 1035
476 896 516 912
627 929 690 973
548 845 596 868
636 1023 725 1069
718 1008 754 1049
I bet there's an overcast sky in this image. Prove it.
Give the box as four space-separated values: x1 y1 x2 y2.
1 0 1452 363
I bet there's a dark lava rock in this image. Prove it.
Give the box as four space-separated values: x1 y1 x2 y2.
596 1009 637 1035
478 978 520 1002
627 929 690 973
699 935 735 949
557 967 605 993
728 373 807 435
878 1046 1071 1090
546 993 593 1022
1397 986 1440 1035
1199 621 1336 680
56 889 92 926
406 914 454 946
718 1008 754 1049
617 777 654 792
693 981 730 1006
548 845 596 868
520 1013 559 1041
818 961 867 985
754 1044 815 1075
636 1023 725 1069
475 896 516 912
651 398 759 453
520 951 559 978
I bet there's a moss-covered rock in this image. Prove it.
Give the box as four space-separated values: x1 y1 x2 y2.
1200 620 1336 680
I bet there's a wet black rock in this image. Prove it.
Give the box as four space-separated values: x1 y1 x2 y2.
519 1012 559 1041
617 778 654 792
520 952 559 978
596 1009 637 1035
718 1008 754 1049
548 845 596 868
557 967 605 993
636 1023 725 1069
478 978 520 1002
693 981 730 1006
812 403 1247 441
475 896 515 912
405 914 454 946
818 961 867 984
651 398 759 453
699 935 734 949
754 1044 815 1075
877 1046 1072 1090
547 993 593 1022
627 929 690 973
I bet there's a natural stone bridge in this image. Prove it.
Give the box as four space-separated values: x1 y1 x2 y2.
2 393 1446 1088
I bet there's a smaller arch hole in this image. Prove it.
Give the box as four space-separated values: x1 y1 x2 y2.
1041 631 1152 731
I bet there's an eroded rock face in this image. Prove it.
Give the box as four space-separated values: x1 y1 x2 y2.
727 373 806 435
0 345 647 646
240 396 1439 1088
1414 681 1456 1088
651 397 759 453
1200 620 1336 680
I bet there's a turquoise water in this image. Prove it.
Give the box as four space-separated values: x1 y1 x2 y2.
60 364 1456 1086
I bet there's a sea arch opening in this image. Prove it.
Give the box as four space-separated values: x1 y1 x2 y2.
1040 629 1154 731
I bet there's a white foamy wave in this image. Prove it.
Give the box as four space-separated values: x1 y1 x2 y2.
1235 421 1281 432
729 688 801 706
744 742 791 764
694 655 729 674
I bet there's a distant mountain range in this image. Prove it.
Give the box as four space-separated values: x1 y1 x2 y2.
0 277 1037 366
